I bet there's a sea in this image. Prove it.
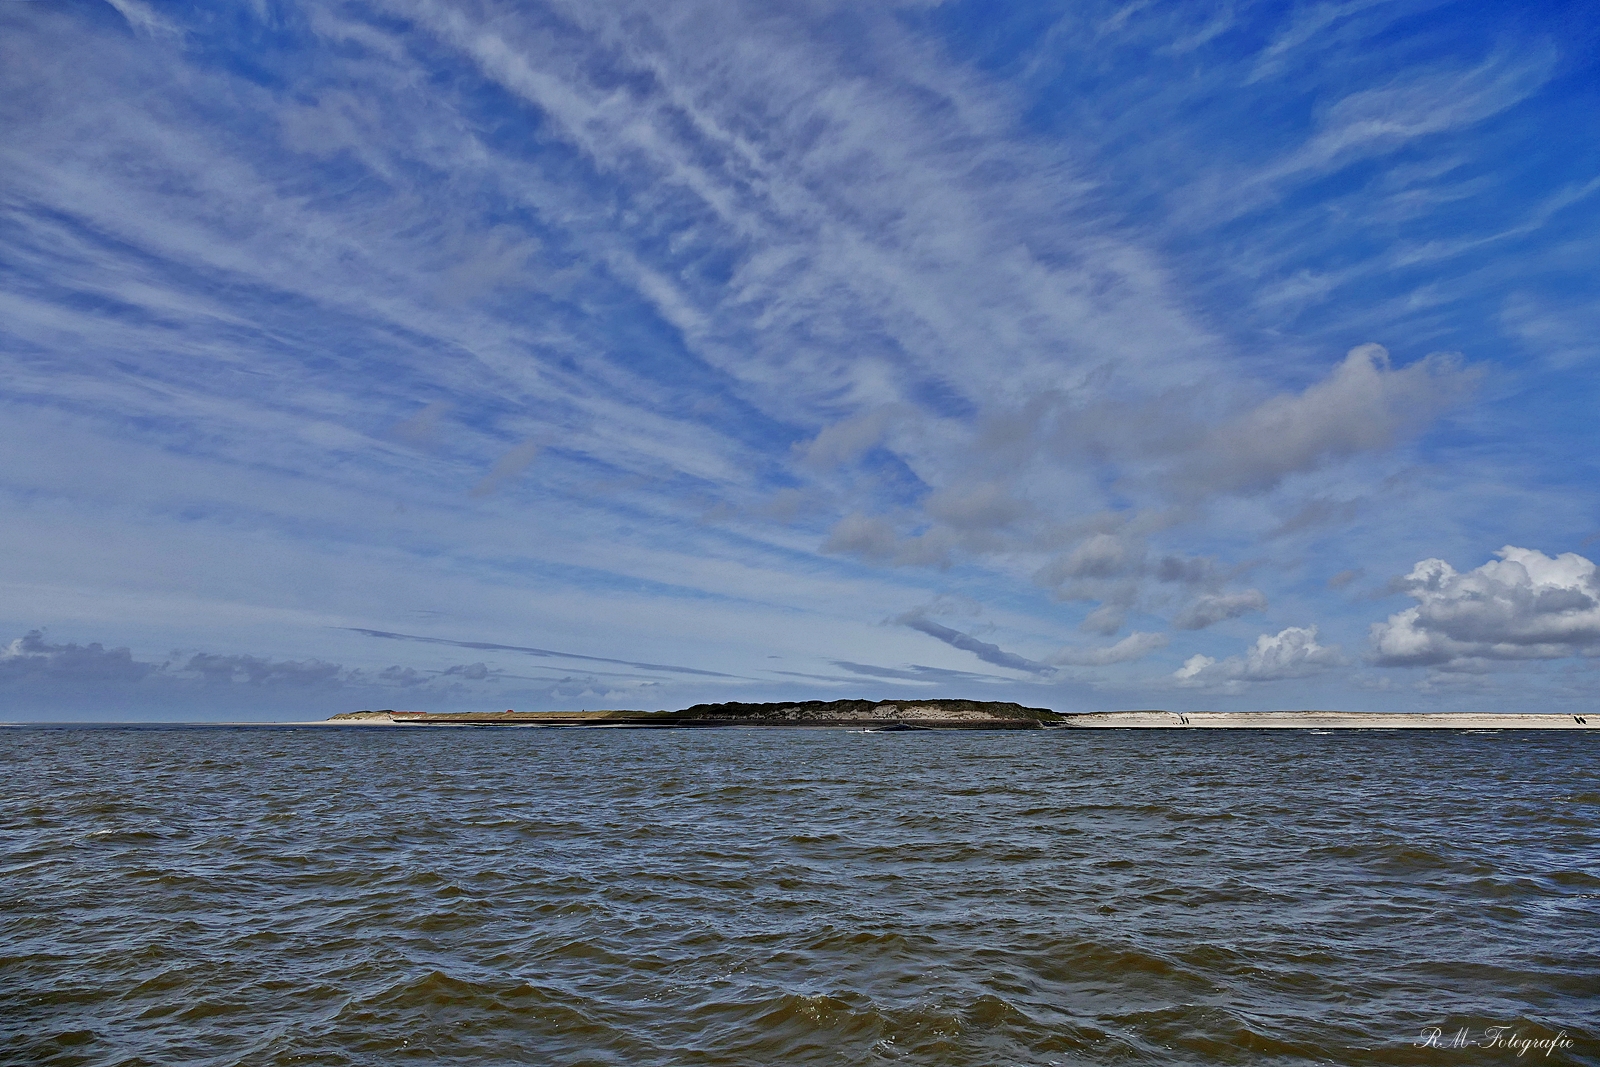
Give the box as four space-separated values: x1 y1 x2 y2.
2 725 1596 1066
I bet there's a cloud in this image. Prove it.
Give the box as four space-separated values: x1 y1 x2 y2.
1169 345 1477 498
103 0 182 38
1270 496 1362 538
0 630 516 707
829 661 999 684
1038 533 1139 582
0 1 1589 717
342 627 736 677
1370 546 1600 667
823 513 899 563
1174 589 1268 630
0 630 153 683
1001 349 1471 631
894 611 1055 675
179 652 347 687
1050 631 1167 666
1327 567 1365 590
1154 554 1224 585
922 482 1031 532
440 661 496 681
1031 530 1260 635
1080 603 1129 636
1032 532 1144 624
1175 625 1346 688
391 401 453 447
799 408 901 469
469 439 541 497
1279 51 1553 180
823 514 953 568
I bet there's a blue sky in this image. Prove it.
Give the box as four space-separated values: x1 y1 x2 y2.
2 0 1598 719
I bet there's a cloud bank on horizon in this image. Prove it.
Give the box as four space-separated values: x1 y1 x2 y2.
1 0 1596 718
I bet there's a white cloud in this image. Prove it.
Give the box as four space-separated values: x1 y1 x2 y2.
103 0 182 38
800 408 902 469
1051 630 1167 666
1174 625 1346 688
1042 533 1138 581
0 1 1589 716
922 482 1032 532
1284 52 1552 177
1174 589 1268 630
1169 344 1477 498
825 513 939 567
1371 546 1600 667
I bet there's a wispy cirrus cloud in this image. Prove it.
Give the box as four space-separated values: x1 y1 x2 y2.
1 0 1595 716
342 628 738 678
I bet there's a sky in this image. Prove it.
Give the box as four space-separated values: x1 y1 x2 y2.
2 0 1598 720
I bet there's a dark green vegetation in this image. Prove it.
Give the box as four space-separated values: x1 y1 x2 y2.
674 699 1062 727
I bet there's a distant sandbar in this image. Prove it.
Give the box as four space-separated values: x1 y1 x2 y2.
1060 711 1594 729
327 703 1596 730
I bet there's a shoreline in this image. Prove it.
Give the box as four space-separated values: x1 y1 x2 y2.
1057 711 1595 730
323 704 1597 731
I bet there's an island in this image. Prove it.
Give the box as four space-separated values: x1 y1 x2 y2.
329 699 1061 729
326 703 1595 729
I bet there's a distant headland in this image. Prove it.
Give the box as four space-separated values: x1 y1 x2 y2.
327 701 1596 730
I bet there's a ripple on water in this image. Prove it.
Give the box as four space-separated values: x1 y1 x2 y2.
1 727 1596 1066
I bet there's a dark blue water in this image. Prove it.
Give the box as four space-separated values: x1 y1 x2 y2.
3 726 1596 1065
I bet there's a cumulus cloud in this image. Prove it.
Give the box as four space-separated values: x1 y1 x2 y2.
1174 589 1268 630
895 610 1055 675
1174 625 1346 688
441 661 497 681
1030 529 1261 634
1032 532 1143 630
1038 533 1138 582
1050 631 1168 666
0 631 153 683
0 630 520 703
834 344 1474 644
1370 546 1600 667
0 1 1566 716
1171 345 1477 498
180 652 347 687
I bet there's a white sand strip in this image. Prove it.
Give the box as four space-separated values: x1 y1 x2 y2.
1060 711 1596 729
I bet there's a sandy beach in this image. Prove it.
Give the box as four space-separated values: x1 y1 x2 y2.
1058 711 1596 729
